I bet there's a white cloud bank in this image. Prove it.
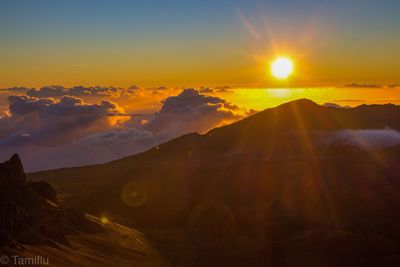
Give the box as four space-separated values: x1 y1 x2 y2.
323 129 400 149
0 89 245 171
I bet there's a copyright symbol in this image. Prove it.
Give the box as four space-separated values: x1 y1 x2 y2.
0 255 9 265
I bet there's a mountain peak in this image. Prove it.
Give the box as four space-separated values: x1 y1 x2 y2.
275 98 319 110
0 153 25 183
9 153 23 169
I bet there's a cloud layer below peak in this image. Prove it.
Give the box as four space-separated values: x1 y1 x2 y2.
0 88 245 171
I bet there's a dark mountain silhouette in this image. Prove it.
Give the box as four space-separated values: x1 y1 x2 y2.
29 99 400 266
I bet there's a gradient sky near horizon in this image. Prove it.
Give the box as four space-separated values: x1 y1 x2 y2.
1 0 400 88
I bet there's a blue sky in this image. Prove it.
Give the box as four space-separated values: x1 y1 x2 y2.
1 0 400 87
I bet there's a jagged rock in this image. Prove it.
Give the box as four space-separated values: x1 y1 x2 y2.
0 154 26 184
0 154 101 246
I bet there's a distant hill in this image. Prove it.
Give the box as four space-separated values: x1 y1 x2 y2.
30 99 400 266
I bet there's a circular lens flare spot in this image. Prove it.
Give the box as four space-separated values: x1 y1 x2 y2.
121 181 148 207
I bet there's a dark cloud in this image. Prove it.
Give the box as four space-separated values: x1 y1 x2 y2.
0 87 32 93
4 86 400 172
0 89 246 171
334 99 364 103
199 87 215 94
323 102 342 108
160 89 225 113
146 86 168 91
146 86 170 96
323 102 350 108
0 95 127 146
26 85 130 98
145 88 240 135
82 88 243 153
339 83 382 88
126 85 144 95
64 89 244 168
215 86 232 93
128 85 140 90
215 86 232 90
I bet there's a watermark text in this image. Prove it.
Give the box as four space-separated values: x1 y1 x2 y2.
1 255 49 265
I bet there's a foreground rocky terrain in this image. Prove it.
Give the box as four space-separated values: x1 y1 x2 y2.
0 154 168 266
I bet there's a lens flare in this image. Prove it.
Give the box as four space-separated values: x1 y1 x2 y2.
100 216 110 224
121 181 148 207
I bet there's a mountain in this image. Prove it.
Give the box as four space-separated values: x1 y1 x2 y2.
29 99 400 266
0 154 169 266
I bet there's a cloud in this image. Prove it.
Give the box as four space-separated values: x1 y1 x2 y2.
126 85 144 95
323 102 350 108
340 83 400 89
0 87 32 93
388 84 399 88
215 86 232 93
199 87 215 94
323 102 342 108
144 86 171 97
0 88 246 171
75 128 162 161
145 88 241 135
339 83 382 88
77 89 244 160
146 86 168 91
3 86 400 172
334 99 365 104
320 129 400 149
215 86 232 90
0 95 127 146
26 85 131 98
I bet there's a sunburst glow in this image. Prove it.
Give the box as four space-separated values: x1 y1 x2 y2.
271 57 294 79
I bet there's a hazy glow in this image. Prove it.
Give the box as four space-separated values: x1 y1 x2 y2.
268 88 292 98
220 86 400 111
271 57 294 79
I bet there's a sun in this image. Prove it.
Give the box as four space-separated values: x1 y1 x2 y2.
271 57 294 79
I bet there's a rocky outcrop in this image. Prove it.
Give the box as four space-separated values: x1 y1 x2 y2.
0 154 101 246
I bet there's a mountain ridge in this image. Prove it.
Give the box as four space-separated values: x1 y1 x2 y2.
27 98 400 174
27 98 400 266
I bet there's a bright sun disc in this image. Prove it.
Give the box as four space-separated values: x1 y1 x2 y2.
271 57 293 79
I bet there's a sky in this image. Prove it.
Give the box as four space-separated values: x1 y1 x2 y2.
1 0 400 171
1 0 400 87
